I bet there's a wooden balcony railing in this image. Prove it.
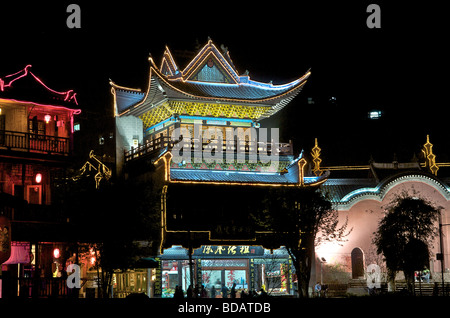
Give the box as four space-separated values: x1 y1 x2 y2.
0 130 70 155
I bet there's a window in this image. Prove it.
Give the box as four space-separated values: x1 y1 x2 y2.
29 116 45 135
73 123 81 132
368 110 382 120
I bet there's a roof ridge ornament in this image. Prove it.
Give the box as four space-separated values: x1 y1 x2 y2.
422 134 439 176
311 138 323 176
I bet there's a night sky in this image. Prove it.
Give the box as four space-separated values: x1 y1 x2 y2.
1 2 447 165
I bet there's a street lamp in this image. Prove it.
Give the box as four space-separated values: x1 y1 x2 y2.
320 257 327 285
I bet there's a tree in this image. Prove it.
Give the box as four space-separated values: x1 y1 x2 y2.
61 169 161 297
372 192 442 294
253 186 350 298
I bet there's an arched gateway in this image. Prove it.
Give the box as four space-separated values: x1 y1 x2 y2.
351 248 365 279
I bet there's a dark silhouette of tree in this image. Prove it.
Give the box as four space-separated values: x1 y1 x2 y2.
373 192 442 294
61 170 161 297
253 186 350 298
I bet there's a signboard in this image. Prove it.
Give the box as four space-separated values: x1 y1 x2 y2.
196 259 202 288
154 257 162 297
211 224 254 240
193 245 264 258
249 259 255 290
0 216 11 264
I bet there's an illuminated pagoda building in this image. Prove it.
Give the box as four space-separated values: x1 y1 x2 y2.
111 40 326 297
0 65 81 298
112 39 326 246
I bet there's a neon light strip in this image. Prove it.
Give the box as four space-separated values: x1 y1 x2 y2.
184 77 303 90
340 187 380 202
179 115 253 123
154 151 327 187
109 80 143 92
0 65 31 91
29 72 78 105
125 52 309 117
155 67 309 104
184 50 239 84
181 40 239 83
159 46 179 75
0 98 81 115
0 65 78 105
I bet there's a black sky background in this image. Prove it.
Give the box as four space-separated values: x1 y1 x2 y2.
0 1 448 165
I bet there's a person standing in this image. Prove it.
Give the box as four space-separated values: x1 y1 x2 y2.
221 284 228 298
186 285 193 299
174 285 184 299
230 283 236 298
200 285 208 298
314 282 322 297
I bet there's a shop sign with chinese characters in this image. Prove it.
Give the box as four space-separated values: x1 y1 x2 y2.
194 245 264 257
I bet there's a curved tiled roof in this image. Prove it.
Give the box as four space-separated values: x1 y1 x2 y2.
164 75 308 102
112 40 310 119
0 65 80 110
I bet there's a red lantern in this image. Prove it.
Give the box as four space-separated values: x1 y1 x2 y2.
0 216 11 264
53 248 60 259
35 173 42 184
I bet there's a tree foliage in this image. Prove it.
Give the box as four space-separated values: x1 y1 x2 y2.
372 192 442 293
253 186 351 297
59 170 161 297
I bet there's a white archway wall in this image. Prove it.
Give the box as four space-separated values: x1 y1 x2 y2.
322 177 450 276
337 175 450 211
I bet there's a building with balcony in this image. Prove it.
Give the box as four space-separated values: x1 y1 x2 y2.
0 65 81 298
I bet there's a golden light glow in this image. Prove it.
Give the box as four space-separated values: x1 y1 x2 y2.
311 138 323 176
298 157 307 186
117 64 309 118
171 100 267 120
152 150 327 188
156 151 326 251
323 165 370 171
109 80 142 92
154 151 172 181
181 40 239 83
160 46 179 76
159 181 289 253
74 150 112 188
422 134 439 176
137 100 271 130
139 102 173 129
315 241 344 264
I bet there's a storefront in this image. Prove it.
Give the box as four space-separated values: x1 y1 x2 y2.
112 269 151 298
158 245 293 298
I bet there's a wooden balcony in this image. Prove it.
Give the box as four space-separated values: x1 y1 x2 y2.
0 130 70 156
